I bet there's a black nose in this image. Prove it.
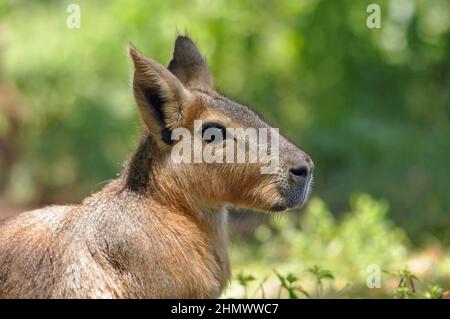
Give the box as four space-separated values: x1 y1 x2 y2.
289 165 309 179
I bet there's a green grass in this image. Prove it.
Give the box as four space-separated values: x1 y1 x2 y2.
224 194 449 298
229 265 448 299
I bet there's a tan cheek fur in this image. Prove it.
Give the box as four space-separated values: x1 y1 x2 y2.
171 104 284 211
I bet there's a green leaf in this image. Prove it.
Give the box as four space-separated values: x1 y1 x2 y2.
286 273 298 284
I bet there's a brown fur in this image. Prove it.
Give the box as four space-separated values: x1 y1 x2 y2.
0 36 313 298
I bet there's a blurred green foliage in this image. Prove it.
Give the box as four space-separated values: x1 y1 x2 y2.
0 0 449 245
226 194 449 298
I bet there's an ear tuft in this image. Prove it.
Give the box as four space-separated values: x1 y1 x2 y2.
128 42 143 66
168 36 213 89
128 43 159 75
128 42 138 58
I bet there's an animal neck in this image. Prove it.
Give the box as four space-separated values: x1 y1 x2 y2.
117 135 231 295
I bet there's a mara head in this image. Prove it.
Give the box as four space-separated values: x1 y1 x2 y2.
128 36 314 212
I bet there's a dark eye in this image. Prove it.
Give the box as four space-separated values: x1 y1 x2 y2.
201 122 227 143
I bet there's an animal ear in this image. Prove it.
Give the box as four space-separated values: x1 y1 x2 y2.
129 44 194 147
168 36 213 90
